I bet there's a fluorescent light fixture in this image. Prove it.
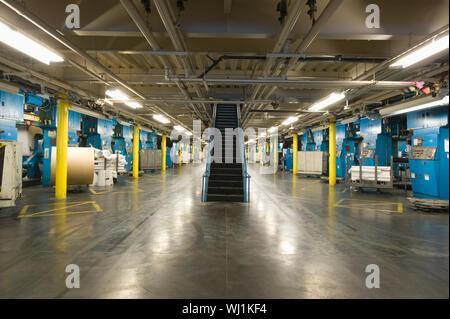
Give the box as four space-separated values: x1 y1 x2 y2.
106 89 142 108
104 99 114 106
70 105 105 119
386 95 448 116
106 89 129 101
341 116 359 125
282 116 299 126
0 22 64 65
309 92 346 112
125 101 143 109
153 114 170 124
268 126 278 133
174 125 185 131
391 35 449 68
185 131 193 136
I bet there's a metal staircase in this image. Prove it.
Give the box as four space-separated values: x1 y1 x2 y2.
201 104 250 202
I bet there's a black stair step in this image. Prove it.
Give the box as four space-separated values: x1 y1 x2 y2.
208 180 243 187
211 169 241 175
207 186 244 195
216 122 238 126
207 194 244 202
209 174 242 181
211 163 241 169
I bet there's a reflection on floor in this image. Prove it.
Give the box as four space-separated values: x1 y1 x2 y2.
0 164 448 298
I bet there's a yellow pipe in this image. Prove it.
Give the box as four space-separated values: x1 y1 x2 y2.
329 119 336 186
55 100 70 199
133 125 140 178
162 134 167 171
293 133 298 174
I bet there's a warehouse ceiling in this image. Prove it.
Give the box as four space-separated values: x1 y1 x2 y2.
0 0 448 134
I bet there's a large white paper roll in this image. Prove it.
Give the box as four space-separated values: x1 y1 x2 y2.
51 147 95 185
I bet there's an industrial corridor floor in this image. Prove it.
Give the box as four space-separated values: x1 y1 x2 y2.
0 164 448 299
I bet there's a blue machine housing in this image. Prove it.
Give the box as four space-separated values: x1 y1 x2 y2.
336 121 361 178
359 118 392 166
83 116 114 150
407 105 449 200
68 110 81 146
282 148 293 171
34 98 57 187
301 129 316 151
113 123 133 170
0 90 24 141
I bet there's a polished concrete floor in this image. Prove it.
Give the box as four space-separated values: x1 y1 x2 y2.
0 163 448 299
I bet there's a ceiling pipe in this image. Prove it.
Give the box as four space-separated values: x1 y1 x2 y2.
152 0 211 121
165 77 416 88
0 0 196 131
0 55 90 98
243 0 308 122
0 55 174 132
282 0 345 75
119 0 204 124
0 0 147 100
243 0 343 126
354 24 449 81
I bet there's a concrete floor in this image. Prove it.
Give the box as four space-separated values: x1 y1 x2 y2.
0 163 448 299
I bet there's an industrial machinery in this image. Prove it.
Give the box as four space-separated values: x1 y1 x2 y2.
141 131 158 150
345 117 395 190
336 121 361 179
281 138 293 171
82 116 114 151
0 90 24 141
301 129 316 151
359 118 392 167
0 141 22 208
68 110 82 146
407 105 449 209
112 122 133 171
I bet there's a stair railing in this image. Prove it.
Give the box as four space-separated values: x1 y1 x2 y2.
201 104 217 202
237 105 251 202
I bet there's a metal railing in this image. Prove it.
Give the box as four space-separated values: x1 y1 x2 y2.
201 104 217 202
237 105 251 202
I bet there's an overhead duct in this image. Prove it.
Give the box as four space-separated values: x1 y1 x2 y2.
340 116 360 125
378 95 444 117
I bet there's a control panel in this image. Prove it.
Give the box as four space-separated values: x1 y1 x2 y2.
360 148 375 159
409 146 437 160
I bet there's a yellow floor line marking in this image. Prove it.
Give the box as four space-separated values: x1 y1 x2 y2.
89 188 145 195
334 198 403 213
18 201 103 218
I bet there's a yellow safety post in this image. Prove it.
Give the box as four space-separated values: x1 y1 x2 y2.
329 119 336 186
133 125 140 179
55 100 70 199
162 134 167 171
293 133 298 174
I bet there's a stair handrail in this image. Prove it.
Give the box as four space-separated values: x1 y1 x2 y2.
201 104 217 202
237 105 251 202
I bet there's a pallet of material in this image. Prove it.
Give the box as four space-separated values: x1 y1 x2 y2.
350 166 391 182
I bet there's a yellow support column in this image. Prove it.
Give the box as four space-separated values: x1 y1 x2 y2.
133 125 140 179
293 133 298 174
191 143 194 163
55 100 70 199
329 119 336 186
162 134 167 171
